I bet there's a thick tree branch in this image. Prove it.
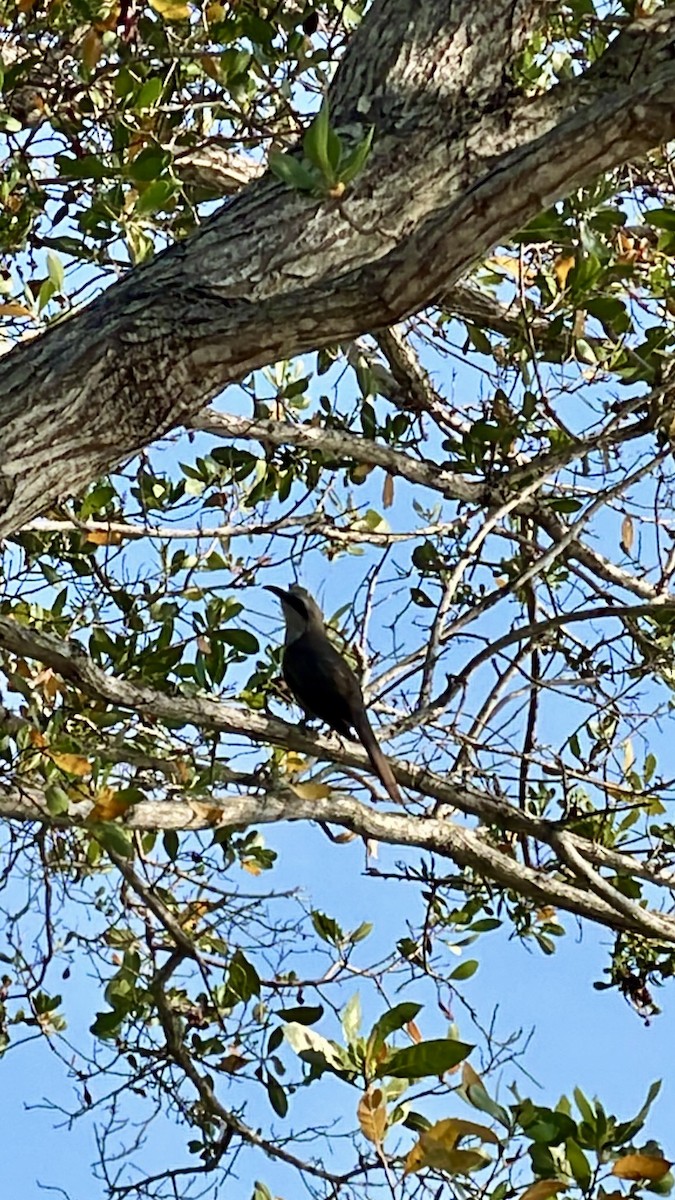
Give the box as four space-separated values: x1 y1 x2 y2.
0 2 674 533
3 779 675 943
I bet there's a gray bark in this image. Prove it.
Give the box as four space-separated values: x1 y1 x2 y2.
0 0 674 533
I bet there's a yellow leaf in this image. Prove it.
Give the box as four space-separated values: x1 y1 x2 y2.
382 473 394 509
199 54 220 81
149 0 190 19
279 751 307 776
85 528 123 545
242 860 262 876
612 1155 672 1182
171 758 193 783
351 463 373 483
488 254 521 279
290 781 331 800
0 301 34 319
34 668 63 702
188 800 223 825
404 1117 499 1176
357 1086 387 1146
28 728 47 748
50 752 91 777
554 253 575 290
536 906 557 922
462 1062 484 1090
520 1181 568 1200
621 515 634 554
81 26 103 71
89 787 131 822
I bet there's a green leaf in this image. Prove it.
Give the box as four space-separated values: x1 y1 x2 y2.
225 949 260 1004
252 1182 274 1200
310 910 343 945
45 784 70 816
449 959 479 981
46 252 65 293
303 99 340 179
90 821 134 859
137 77 163 109
378 1038 473 1080
265 1073 288 1117
341 993 362 1042
128 148 172 182
91 1010 123 1039
269 152 317 193
135 179 177 215
339 127 374 185
369 1001 422 1049
612 1081 662 1146
218 628 259 655
566 1138 591 1189
283 1022 352 1076
574 1087 595 1125
276 1005 324 1025
645 209 675 231
55 154 111 180
163 830 179 860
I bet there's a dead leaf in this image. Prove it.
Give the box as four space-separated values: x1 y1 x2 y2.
488 254 521 279
85 528 123 546
279 751 307 776
81 27 103 71
406 1020 423 1043
216 1052 250 1074
50 752 91 777
520 1181 568 1200
171 758 192 783
289 781 331 800
34 668 63 702
357 1086 387 1146
382 473 394 509
554 253 575 290
149 0 190 19
188 800 223 826
462 1062 485 1090
241 860 263 876
536 906 557 922
405 1117 497 1176
0 301 34 319
612 1155 672 1182
620 515 634 554
89 786 132 822
200 53 222 81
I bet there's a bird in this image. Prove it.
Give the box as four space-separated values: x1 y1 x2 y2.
265 584 402 805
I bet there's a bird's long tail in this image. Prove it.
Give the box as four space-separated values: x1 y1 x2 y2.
352 710 403 805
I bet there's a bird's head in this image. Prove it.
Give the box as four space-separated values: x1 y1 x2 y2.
265 584 325 641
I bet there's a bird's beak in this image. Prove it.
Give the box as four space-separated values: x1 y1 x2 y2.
264 585 287 600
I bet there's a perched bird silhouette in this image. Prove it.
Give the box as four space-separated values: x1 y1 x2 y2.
266 584 402 804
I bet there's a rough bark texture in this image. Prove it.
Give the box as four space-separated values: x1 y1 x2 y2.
0 0 675 534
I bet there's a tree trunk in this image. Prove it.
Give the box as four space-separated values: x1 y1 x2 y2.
0 0 674 534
